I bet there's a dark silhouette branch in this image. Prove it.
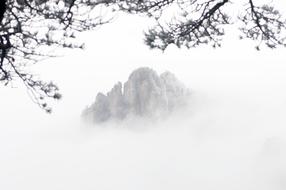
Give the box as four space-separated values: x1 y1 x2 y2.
1 0 286 112
0 0 6 23
143 0 230 50
112 0 286 50
238 0 286 50
0 0 113 112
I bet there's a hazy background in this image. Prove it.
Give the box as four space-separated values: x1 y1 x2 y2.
1 11 286 190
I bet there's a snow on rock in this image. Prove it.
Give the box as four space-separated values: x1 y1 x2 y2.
82 67 190 123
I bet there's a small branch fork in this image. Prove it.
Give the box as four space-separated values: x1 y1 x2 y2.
0 0 111 112
242 0 286 49
144 0 230 50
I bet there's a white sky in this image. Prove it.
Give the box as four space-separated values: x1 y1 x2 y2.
1 2 286 190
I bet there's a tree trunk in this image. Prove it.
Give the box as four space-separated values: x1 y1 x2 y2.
0 0 6 23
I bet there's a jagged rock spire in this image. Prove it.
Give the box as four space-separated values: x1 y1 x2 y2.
82 67 189 123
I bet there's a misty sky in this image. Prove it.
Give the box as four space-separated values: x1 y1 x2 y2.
1 2 286 190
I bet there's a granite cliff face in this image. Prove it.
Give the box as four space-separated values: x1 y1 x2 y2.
82 67 189 123
123 68 168 117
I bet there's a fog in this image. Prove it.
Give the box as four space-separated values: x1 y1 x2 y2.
1 15 286 190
